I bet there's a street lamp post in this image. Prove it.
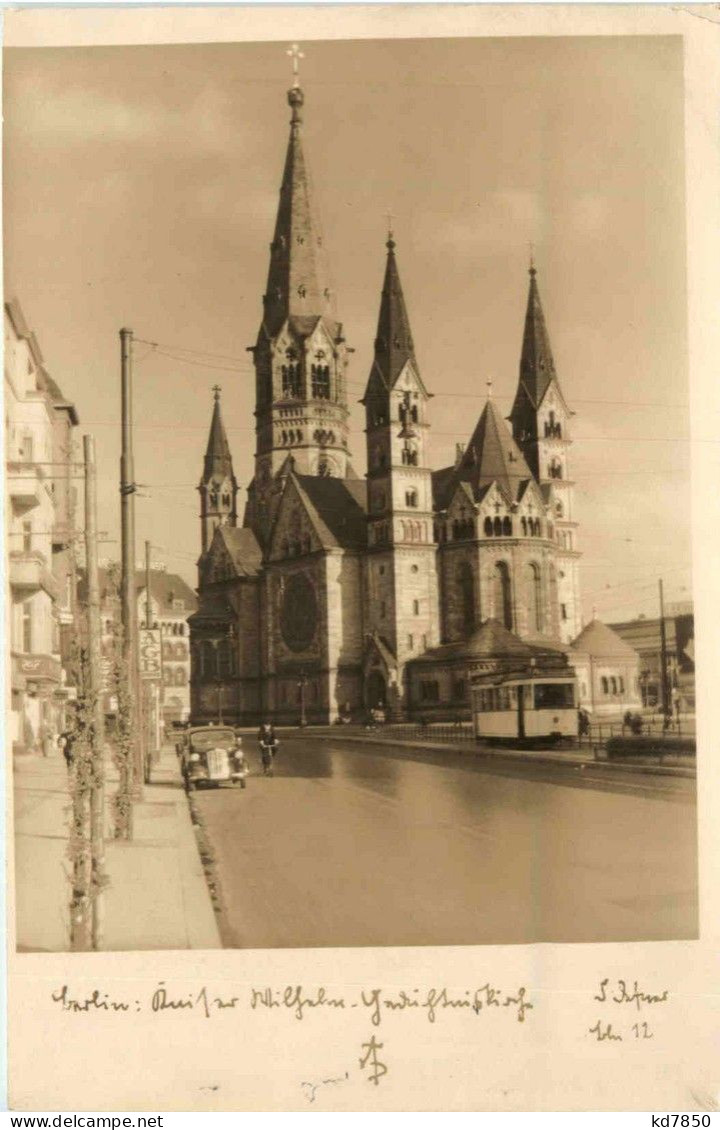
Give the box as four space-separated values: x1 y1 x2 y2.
216 677 223 725
298 670 308 728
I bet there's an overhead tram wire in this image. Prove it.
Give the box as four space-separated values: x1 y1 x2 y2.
131 335 695 412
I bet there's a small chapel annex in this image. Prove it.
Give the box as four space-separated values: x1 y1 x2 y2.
188 74 584 725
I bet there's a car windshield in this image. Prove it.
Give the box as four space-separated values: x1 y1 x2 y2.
189 729 237 752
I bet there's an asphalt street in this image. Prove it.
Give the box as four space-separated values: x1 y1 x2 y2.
192 735 697 949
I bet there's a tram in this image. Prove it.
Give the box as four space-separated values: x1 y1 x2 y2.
471 673 578 744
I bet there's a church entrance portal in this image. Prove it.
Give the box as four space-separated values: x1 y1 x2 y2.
366 670 387 709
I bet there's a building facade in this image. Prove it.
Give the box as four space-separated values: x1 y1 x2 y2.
5 298 78 753
609 603 695 712
190 78 586 724
80 564 197 725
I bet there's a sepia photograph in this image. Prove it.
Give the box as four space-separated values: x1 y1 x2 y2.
5 28 697 959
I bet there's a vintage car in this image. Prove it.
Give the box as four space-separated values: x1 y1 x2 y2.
180 726 248 791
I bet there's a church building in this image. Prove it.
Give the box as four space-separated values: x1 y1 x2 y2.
189 72 583 724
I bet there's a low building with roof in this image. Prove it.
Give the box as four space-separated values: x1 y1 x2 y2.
405 619 573 721
567 616 641 717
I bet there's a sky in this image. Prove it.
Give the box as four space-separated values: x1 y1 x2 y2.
3 34 691 623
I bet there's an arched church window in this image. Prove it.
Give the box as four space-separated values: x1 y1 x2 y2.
484 517 494 537
601 677 609 695
209 492 218 508
311 364 331 400
502 517 512 536
521 517 527 536
410 405 418 423
527 563 542 633
493 517 502 537
493 561 513 631
222 494 230 507
457 561 475 634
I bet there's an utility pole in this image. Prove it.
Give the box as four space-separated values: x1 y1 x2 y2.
144 539 157 779
659 578 670 724
84 435 106 950
298 670 308 728
120 327 143 803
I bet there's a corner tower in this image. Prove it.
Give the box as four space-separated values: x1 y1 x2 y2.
362 233 439 682
248 75 350 544
198 386 238 557
509 262 581 641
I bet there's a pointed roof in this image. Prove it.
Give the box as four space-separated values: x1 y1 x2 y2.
411 618 569 664
217 527 263 577
366 235 419 395
261 86 338 340
517 264 557 409
454 397 534 502
294 474 367 550
202 388 235 483
570 618 640 660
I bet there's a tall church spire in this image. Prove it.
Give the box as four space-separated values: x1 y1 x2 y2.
199 387 238 556
370 232 418 390
262 82 338 339
519 262 557 408
248 61 351 544
203 385 234 482
508 261 581 643
510 262 563 478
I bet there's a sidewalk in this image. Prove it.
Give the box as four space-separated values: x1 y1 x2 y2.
13 743 220 952
284 726 695 779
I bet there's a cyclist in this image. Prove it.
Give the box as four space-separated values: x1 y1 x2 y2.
258 722 278 777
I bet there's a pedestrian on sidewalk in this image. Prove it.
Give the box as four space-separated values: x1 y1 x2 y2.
58 728 76 770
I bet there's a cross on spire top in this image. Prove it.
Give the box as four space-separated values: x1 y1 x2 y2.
287 43 304 88
212 384 221 401
528 241 537 276
486 377 493 400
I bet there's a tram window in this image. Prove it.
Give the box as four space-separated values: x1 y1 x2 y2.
533 682 575 709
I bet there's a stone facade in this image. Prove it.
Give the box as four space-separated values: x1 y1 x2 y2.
5 298 78 754
190 80 585 724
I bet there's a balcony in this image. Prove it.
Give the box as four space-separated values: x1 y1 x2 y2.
9 552 58 600
11 652 62 686
6 462 45 514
